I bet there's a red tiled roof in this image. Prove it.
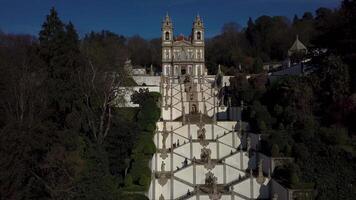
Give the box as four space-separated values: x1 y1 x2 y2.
175 34 187 41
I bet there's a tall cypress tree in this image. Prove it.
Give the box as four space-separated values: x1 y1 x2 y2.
32 8 84 199
39 8 82 122
39 7 65 73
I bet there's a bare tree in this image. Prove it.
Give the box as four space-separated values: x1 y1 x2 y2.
79 56 125 144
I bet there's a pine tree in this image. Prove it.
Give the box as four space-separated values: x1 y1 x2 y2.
246 17 256 47
32 8 84 199
39 7 82 117
39 7 65 72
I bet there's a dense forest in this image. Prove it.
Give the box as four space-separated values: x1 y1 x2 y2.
227 1 356 199
0 0 355 199
0 8 160 200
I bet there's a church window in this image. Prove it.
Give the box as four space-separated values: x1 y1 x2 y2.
165 31 170 40
197 31 201 40
166 51 169 59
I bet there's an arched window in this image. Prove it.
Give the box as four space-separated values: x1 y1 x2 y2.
165 32 170 40
197 31 201 40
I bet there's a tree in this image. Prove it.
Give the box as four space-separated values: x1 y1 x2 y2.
318 55 350 103
127 35 152 67
80 31 130 144
0 8 87 199
252 57 263 73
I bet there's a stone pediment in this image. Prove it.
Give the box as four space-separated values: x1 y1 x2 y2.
173 40 192 46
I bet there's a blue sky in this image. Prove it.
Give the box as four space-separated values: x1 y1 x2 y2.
0 0 341 38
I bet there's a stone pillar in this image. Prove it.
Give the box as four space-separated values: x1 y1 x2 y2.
240 147 243 170
239 120 242 138
196 187 200 200
213 94 217 123
232 125 236 148
223 162 227 184
216 140 220 159
211 123 214 141
228 97 232 120
152 170 156 200
231 186 235 200
170 126 174 199
170 81 173 121
250 169 254 199
188 120 193 159
203 100 207 115
195 65 198 77
170 126 174 171
193 159 196 185
156 129 159 171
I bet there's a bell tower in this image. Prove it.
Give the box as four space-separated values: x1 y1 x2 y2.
192 14 205 76
192 14 204 43
162 13 173 76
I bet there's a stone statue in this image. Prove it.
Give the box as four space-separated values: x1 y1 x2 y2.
161 131 168 150
159 194 165 200
201 148 210 162
197 127 208 146
247 136 251 152
201 147 215 170
160 122 169 159
203 97 207 115
205 171 222 200
158 162 168 186
150 64 154 76
164 85 170 110
220 94 225 108
161 161 165 172
199 112 203 125
256 159 266 184
182 105 186 124
164 97 168 110
198 127 206 140
205 171 214 185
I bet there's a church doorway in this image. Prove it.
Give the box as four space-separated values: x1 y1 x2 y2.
181 68 186 75
191 104 197 114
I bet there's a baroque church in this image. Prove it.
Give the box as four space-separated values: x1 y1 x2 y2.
161 14 206 77
119 14 311 200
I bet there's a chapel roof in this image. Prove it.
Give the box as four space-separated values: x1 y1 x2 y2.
288 35 307 55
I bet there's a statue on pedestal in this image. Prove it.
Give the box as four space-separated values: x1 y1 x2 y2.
205 171 222 200
160 122 169 159
201 147 215 170
158 161 168 186
161 161 165 172
197 127 208 146
164 84 170 110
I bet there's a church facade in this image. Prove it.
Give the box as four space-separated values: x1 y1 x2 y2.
161 14 206 77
